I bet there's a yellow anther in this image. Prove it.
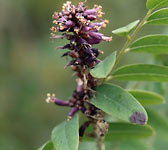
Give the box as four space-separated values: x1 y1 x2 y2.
60 26 64 30
74 29 79 34
47 93 51 97
52 93 56 97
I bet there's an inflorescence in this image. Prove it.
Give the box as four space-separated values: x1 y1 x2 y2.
46 0 111 138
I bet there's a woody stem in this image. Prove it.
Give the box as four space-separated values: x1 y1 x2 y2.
95 121 105 150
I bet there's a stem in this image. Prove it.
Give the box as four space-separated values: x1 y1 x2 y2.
94 122 105 150
114 9 152 68
96 136 105 150
92 113 107 150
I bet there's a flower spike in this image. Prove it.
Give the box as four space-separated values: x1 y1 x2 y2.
48 1 111 120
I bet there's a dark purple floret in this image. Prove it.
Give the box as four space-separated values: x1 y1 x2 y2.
79 121 91 137
130 112 146 125
62 51 70 57
65 20 75 27
80 106 86 114
46 94 69 106
54 99 69 106
68 107 78 120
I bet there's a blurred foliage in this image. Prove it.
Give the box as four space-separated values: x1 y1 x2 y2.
0 0 168 149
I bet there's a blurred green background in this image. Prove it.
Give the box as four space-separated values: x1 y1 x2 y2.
1 0 168 150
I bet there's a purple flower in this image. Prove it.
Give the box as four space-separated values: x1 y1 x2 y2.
84 9 97 15
68 107 78 120
65 20 75 27
46 93 69 106
79 121 91 137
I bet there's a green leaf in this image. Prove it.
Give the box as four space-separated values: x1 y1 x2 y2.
51 114 79 150
147 109 168 149
105 123 154 140
128 90 165 106
112 20 140 36
38 141 55 150
146 0 168 10
91 84 148 124
147 8 168 25
79 142 97 150
90 51 116 78
148 109 168 137
80 140 150 150
152 82 166 95
84 123 154 141
106 140 150 150
112 64 168 82
129 35 168 54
